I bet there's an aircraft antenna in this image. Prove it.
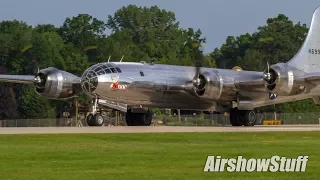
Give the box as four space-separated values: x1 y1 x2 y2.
107 55 111 62
120 55 124 62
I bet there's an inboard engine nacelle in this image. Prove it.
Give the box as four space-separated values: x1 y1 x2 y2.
263 63 306 96
191 70 223 100
34 67 82 99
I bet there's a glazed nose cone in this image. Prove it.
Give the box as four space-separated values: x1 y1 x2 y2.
81 69 98 93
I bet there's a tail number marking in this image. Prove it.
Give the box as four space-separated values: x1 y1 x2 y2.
308 48 320 54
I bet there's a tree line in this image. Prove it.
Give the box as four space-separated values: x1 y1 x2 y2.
0 5 318 120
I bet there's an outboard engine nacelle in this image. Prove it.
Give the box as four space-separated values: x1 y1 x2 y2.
34 67 82 99
263 63 306 96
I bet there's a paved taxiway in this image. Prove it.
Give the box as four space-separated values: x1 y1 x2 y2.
0 125 319 134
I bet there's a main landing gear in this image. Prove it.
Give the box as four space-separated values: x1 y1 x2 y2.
230 108 257 126
125 109 152 126
86 98 104 126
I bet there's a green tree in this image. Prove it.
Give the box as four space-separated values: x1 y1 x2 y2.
106 5 206 65
27 31 65 70
0 84 18 119
211 34 253 69
61 43 89 76
0 67 18 120
97 30 145 63
33 24 58 33
0 20 33 74
60 14 107 50
203 54 216 68
17 86 56 119
211 14 308 71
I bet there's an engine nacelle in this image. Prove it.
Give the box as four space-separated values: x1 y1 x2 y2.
263 63 306 96
190 70 223 100
34 67 82 99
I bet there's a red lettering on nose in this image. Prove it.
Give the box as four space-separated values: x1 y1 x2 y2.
113 82 119 89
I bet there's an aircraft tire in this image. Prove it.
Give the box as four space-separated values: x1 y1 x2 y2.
86 113 94 126
140 111 152 126
242 110 257 126
126 110 152 126
92 114 104 126
125 110 135 126
125 114 134 126
230 108 243 126
135 114 144 126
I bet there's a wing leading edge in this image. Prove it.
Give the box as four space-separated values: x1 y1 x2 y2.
0 75 35 84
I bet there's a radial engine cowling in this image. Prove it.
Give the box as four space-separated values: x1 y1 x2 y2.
34 67 82 99
191 70 223 100
263 63 306 96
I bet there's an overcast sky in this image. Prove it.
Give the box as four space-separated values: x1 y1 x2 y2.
0 0 319 53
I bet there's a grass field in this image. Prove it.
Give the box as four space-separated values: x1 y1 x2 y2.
0 132 319 180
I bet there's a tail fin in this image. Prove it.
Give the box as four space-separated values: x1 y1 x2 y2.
287 6 320 73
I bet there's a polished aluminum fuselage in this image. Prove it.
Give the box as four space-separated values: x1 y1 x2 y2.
84 62 320 112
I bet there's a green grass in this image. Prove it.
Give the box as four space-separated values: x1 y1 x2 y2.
0 132 319 179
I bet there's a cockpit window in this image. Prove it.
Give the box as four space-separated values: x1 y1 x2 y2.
105 69 111 73
110 68 117 73
115 67 122 73
87 63 122 75
87 71 95 78
101 65 109 70
94 67 103 72
97 70 105 75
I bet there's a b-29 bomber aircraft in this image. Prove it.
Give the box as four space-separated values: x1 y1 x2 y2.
2 6 320 127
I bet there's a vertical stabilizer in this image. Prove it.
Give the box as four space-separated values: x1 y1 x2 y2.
287 6 320 73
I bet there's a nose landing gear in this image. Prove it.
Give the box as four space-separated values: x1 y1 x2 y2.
87 113 104 126
86 98 104 126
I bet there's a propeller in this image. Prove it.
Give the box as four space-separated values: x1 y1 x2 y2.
191 43 207 93
262 61 278 95
26 60 47 88
263 61 271 81
263 61 277 85
192 43 204 86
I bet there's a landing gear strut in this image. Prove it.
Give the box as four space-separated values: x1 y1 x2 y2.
125 109 152 126
86 98 104 126
230 108 257 126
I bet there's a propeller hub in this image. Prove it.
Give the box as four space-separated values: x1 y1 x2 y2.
34 73 46 88
34 76 42 84
192 77 201 86
263 72 272 81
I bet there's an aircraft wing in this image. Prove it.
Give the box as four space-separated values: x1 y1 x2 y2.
0 75 35 84
234 71 320 92
304 72 320 83
234 72 266 92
